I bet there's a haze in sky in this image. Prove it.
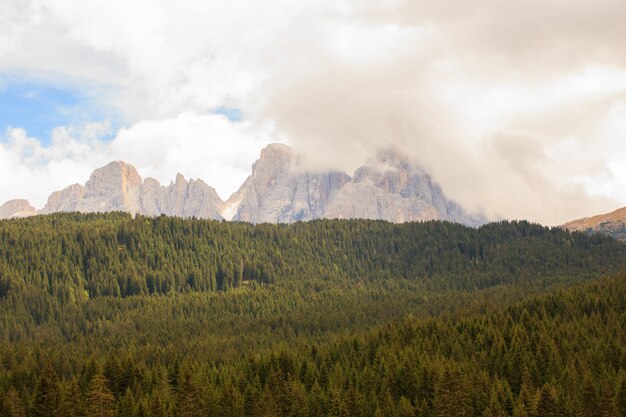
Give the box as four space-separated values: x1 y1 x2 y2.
1 0 625 225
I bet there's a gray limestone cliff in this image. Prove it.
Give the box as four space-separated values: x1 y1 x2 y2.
161 174 224 219
324 149 484 226
0 145 485 225
227 144 350 223
0 199 36 219
41 184 85 213
229 145 484 226
76 161 142 214
40 162 224 219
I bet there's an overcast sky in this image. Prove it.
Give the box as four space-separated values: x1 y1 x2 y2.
1 0 625 225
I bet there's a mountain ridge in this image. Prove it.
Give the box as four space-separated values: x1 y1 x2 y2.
562 206 626 241
0 144 485 226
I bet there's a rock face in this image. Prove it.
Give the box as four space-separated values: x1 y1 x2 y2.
0 199 36 219
228 144 484 226
161 174 224 219
324 149 483 226
562 206 626 241
41 184 85 214
226 144 350 223
0 144 485 225
77 161 143 214
42 162 225 219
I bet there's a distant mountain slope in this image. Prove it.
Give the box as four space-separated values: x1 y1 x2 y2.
0 144 485 225
562 206 626 241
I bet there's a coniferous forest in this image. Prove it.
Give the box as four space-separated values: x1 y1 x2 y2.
0 213 625 416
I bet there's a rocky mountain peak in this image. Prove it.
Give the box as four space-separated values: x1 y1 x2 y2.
0 199 36 219
78 161 142 214
258 143 292 161
174 173 186 186
323 147 484 225
229 143 350 223
353 148 415 194
37 162 225 220
41 184 85 214
0 144 485 226
250 144 295 183
90 161 139 181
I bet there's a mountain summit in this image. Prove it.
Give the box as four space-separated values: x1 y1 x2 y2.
225 144 350 223
226 144 483 225
11 161 225 220
0 144 485 226
323 148 483 225
0 199 36 219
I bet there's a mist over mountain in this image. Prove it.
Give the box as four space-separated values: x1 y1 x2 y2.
0 144 485 226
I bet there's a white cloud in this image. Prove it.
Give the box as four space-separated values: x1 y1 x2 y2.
108 113 279 199
0 114 279 207
1 0 625 224
0 125 108 207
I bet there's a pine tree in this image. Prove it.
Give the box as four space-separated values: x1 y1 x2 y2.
174 373 205 417
434 366 472 417
598 379 617 417
150 375 173 417
30 363 61 417
3 387 26 417
616 372 626 417
218 381 245 417
534 383 561 417
86 373 116 417
58 378 85 417
134 400 150 417
483 387 508 417
117 388 135 417
513 369 535 417
397 396 414 417
581 372 600 417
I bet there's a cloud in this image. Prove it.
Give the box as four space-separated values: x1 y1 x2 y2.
0 124 109 208
0 0 625 224
0 114 278 207
107 113 278 199
255 0 626 224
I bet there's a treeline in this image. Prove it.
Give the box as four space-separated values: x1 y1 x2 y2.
1 213 624 302
1 272 625 416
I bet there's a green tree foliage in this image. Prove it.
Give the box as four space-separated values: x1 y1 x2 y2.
1 387 26 417
30 363 60 417
85 373 116 417
0 213 624 415
0 213 624 303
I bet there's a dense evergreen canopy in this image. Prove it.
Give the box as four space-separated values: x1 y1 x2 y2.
1 213 624 301
0 213 624 416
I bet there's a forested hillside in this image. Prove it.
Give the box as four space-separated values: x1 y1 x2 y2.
0 214 625 416
1 213 624 300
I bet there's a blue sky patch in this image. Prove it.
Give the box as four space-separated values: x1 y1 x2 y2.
0 75 118 145
212 107 243 122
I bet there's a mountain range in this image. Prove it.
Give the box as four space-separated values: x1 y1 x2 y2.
562 206 626 241
0 144 486 225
